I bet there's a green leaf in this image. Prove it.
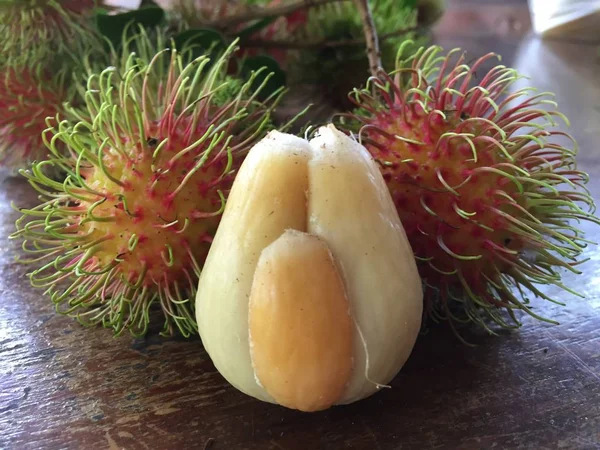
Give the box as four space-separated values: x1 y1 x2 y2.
240 55 286 100
92 7 110 15
172 28 226 58
95 6 165 47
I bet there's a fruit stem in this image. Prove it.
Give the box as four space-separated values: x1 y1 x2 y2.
353 0 383 77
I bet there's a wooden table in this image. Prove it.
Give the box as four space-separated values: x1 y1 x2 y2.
2 2 600 449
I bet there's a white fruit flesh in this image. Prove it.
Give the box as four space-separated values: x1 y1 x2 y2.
195 131 312 402
307 125 423 403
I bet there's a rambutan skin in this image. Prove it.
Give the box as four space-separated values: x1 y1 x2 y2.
337 43 599 337
10 38 283 337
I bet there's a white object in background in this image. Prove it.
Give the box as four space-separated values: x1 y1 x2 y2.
528 0 600 41
103 0 142 9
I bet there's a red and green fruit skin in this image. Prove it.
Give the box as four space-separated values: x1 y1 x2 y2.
11 37 281 337
337 44 598 336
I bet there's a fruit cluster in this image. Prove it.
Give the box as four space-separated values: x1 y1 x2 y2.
4 0 598 354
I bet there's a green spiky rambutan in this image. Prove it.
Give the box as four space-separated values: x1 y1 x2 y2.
336 43 599 338
0 63 67 169
10 38 283 338
0 1 104 171
0 0 98 56
0 48 98 171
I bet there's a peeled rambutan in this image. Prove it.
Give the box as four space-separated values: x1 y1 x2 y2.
10 38 283 337
336 43 599 337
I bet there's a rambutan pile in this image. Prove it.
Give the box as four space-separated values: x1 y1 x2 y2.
336 43 599 337
163 0 427 111
10 35 283 337
162 0 307 66
6 0 596 344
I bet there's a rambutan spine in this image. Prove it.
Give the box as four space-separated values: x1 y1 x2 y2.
0 0 106 171
0 0 98 58
0 62 66 169
336 41 599 340
10 34 285 338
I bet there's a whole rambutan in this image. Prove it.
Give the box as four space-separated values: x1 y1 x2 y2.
237 0 309 65
0 64 67 170
0 0 98 56
336 43 599 338
0 1 105 171
10 38 283 337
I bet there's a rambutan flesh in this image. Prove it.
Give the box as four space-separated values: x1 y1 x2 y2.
10 40 282 337
337 43 599 337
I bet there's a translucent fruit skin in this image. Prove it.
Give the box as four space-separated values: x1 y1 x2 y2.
307 126 423 404
196 131 313 403
196 125 423 411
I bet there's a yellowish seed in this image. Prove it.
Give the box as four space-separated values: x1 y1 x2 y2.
248 230 354 412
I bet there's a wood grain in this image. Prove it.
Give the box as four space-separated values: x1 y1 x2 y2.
2 2 600 449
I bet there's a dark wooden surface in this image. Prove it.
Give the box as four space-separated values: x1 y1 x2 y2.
2 2 600 449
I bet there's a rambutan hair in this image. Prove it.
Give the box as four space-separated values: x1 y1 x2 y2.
10 33 285 337
336 42 599 339
0 63 66 169
0 0 97 56
0 1 104 170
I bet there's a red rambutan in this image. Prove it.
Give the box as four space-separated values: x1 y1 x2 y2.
337 43 599 338
0 1 104 171
0 65 67 169
10 37 284 337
